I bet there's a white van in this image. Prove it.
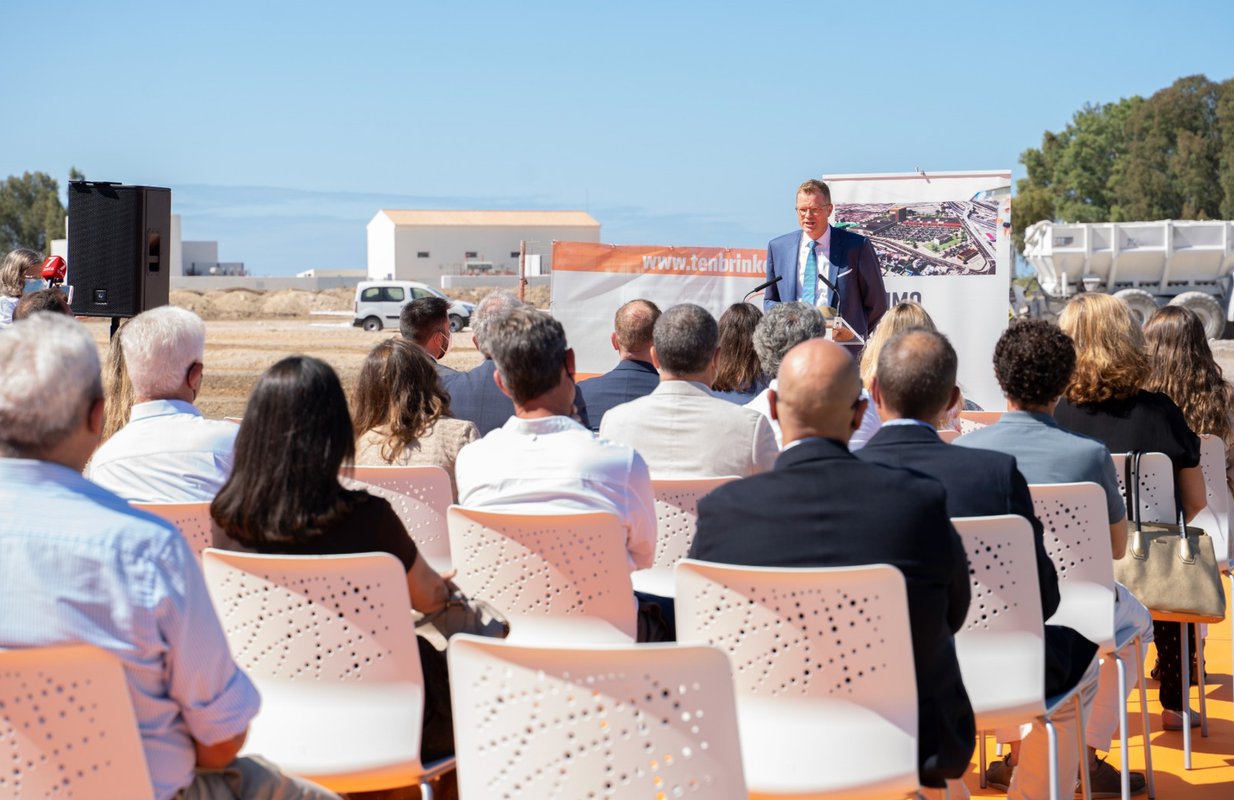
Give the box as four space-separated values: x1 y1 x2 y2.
352 281 474 333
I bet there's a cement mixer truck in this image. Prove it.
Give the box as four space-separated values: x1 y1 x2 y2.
1022 219 1234 339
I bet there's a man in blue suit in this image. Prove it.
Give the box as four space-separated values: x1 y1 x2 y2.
764 179 888 346
577 299 661 432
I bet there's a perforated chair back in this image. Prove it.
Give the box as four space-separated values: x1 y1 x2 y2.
447 507 637 643
1110 452 1176 524
448 636 747 800
937 429 961 443
1197 434 1231 562
958 410 1004 426
630 476 737 598
131 501 214 559
952 514 1047 727
1029 482 1117 649
675 560 919 798
0 644 154 799
201 549 442 791
342 465 453 574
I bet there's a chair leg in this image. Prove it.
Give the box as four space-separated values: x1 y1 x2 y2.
1195 623 1209 738
420 780 434 800
1046 717 1060 800
1181 623 1192 770
1115 652 1130 800
1075 694 1092 800
978 730 988 789
1132 635 1156 799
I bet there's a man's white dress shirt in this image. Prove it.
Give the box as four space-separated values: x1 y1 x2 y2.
796 226 833 306
88 399 238 502
455 415 657 571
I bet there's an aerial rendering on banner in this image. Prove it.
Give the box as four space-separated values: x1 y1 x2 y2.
835 200 999 277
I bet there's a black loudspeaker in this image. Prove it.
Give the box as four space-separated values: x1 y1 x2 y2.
68 182 172 318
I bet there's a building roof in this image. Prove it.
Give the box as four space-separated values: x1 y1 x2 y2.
379 210 599 227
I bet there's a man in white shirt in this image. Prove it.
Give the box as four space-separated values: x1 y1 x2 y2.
601 303 778 478
455 305 656 572
88 306 238 502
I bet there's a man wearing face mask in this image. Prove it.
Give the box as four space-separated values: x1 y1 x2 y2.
400 296 457 380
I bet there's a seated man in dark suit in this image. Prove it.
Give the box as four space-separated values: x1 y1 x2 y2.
857 329 1112 799
689 337 974 795
399 295 458 380
577 299 661 432
444 291 589 435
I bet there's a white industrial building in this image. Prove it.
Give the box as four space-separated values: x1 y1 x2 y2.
366 209 601 283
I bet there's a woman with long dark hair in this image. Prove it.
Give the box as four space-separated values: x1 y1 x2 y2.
711 302 767 403
352 338 477 501
211 355 453 758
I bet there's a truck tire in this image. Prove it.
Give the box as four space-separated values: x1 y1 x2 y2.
449 314 466 333
1169 291 1226 339
362 316 383 333
1112 289 1158 327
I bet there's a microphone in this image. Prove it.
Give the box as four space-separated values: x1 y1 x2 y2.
744 275 781 302
40 256 67 285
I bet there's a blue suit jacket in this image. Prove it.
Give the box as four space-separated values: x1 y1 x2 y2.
763 225 888 341
577 359 660 433
442 359 590 436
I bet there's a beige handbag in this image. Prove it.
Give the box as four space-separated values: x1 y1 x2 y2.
1113 451 1227 623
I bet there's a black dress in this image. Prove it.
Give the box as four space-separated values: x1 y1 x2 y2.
1055 390 1201 711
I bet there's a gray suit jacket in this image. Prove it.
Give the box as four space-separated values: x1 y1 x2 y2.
599 380 778 478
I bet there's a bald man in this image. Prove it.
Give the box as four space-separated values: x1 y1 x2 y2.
688 338 975 792
577 299 661 432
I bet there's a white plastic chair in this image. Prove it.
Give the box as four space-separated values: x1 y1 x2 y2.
447 507 637 643
937 429 961 444
200 548 455 795
0 644 154 799
131 501 214 559
1196 434 1231 564
1109 452 1212 765
958 410 1005 426
675 559 920 799
342 465 454 574
447 635 747 799
629 476 737 598
1030 482 1156 799
952 514 1095 800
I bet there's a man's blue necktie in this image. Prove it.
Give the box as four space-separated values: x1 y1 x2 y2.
802 239 818 305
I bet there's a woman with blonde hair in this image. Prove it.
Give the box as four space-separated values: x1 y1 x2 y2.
353 337 478 500
1055 291 1207 730
0 248 42 329
1144 304 1234 499
859 300 936 389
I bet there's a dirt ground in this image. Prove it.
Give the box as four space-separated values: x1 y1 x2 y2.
79 287 1234 420
79 286 547 419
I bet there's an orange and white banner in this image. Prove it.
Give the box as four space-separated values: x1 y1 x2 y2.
551 242 770 378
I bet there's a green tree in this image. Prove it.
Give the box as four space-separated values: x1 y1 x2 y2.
0 171 66 254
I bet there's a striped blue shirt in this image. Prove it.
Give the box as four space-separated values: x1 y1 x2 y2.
0 459 260 800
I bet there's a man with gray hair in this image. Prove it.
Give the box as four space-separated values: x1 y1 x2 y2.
444 290 590 435
455 305 656 572
0 314 339 800
87 305 238 502
743 302 826 448
601 303 777 478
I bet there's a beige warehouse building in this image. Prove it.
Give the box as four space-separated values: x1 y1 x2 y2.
366 209 601 283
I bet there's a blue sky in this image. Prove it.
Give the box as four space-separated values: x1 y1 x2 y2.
3 0 1233 275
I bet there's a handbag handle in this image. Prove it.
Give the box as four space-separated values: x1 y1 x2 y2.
1125 451 1146 559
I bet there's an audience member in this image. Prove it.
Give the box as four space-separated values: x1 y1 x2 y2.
710 302 767 403
211 355 453 760
957 320 1152 793
12 287 71 320
1144 304 1234 499
857 329 1109 797
1055 292 1206 731
0 247 41 329
577 299 661 431
0 314 339 800
400 295 458 380
455 305 656 572
743 301 826 448
688 337 974 793
352 337 479 500
444 290 589 434
101 318 136 441
87 306 238 502
601 303 777 478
